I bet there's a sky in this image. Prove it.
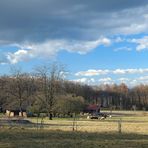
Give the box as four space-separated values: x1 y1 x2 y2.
0 0 148 87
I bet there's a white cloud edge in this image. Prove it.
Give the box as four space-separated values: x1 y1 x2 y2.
1 35 148 65
1 37 111 64
114 46 132 52
75 68 148 76
130 36 148 51
72 75 148 87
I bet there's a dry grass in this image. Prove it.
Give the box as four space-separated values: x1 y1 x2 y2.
28 110 148 134
0 111 148 147
0 129 148 148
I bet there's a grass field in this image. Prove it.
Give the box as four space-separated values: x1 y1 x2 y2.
0 110 148 148
0 129 148 148
28 110 148 134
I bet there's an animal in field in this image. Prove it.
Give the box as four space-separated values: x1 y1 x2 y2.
90 116 98 119
100 114 107 120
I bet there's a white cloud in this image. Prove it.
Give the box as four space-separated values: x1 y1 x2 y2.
73 77 113 85
114 37 124 43
7 50 30 64
72 77 95 85
3 37 111 64
130 36 148 51
129 79 139 86
114 46 132 52
76 68 148 77
99 77 112 82
98 77 114 85
75 69 110 77
113 68 148 74
117 76 148 87
118 76 148 87
139 76 148 81
72 75 148 86
118 78 129 82
65 37 111 54
113 69 127 74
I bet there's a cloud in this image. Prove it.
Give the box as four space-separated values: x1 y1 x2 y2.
114 46 132 52
75 69 110 77
72 77 95 85
129 79 139 86
76 68 148 76
118 76 148 87
114 37 125 43
118 78 130 84
130 36 148 51
2 37 110 64
0 1 148 64
126 76 148 87
72 75 148 86
118 78 129 82
6 50 30 64
98 77 114 85
139 76 148 81
73 77 113 85
0 0 148 44
72 76 148 86
99 77 112 82
113 68 148 74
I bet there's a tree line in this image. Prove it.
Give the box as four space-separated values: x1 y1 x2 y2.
0 64 148 119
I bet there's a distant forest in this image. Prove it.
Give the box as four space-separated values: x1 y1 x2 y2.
0 65 148 117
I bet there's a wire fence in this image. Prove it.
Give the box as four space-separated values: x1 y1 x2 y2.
0 117 148 135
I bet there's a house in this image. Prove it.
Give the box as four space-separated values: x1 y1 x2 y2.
84 104 100 116
5 109 27 117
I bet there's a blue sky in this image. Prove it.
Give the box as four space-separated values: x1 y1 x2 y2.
0 0 148 86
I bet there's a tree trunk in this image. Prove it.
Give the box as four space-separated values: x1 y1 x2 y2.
49 112 52 120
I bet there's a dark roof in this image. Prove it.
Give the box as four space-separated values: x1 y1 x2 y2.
6 109 26 112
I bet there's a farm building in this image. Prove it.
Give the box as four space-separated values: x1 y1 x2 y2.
84 104 100 115
5 109 27 117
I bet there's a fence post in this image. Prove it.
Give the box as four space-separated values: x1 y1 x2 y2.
40 117 44 129
72 113 76 131
118 118 122 133
37 116 39 131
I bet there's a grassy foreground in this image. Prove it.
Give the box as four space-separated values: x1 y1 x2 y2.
0 129 148 148
0 111 148 147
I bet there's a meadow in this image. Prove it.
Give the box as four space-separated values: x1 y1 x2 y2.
0 110 148 148
29 110 148 134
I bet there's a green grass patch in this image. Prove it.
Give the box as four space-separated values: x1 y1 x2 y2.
0 129 148 148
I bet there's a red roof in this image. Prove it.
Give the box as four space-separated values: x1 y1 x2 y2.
86 104 100 110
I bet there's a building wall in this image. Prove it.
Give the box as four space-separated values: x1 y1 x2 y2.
6 110 27 117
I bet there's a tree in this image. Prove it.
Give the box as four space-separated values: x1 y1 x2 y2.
53 94 85 116
6 67 35 117
0 76 9 112
35 63 65 120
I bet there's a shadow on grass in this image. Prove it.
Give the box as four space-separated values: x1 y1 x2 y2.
0 129 148 148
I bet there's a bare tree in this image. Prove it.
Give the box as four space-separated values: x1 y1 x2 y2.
35 63 65 120
7 67 35 117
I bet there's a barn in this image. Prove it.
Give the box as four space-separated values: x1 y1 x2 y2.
5 109 27 117
84 104 100 116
